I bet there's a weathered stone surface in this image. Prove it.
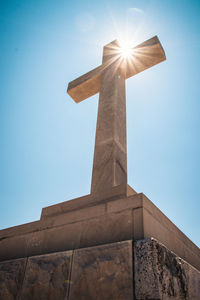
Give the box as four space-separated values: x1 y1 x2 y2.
20 251 72 300
0 191 199 273
79 209 133 248
142 195 200 271
69 240 133 300
134 238 200 299
0 257 27 300
0 239 199 299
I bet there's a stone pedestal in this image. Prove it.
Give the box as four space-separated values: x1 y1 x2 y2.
0 184 199 271
0 185 199 299
0 239 199 299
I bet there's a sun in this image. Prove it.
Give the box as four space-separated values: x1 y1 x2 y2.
118 40 133 60
119 45 132 59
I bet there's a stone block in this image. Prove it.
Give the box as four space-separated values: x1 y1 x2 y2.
79 209 133 248
0 239 199 299
20 250 72 300
41 183 136 219
134 238 200 300
0 186 199 273
142 195 200 270
68 240 133 300
0 257 27 300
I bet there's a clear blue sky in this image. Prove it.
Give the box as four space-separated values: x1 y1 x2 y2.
0 0 199 247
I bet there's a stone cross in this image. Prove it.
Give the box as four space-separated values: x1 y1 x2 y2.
67 36 166 194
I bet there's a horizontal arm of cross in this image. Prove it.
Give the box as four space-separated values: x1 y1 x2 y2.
67 65 103 103
67 36 166 103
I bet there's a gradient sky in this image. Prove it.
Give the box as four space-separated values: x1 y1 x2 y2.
0 0 199 247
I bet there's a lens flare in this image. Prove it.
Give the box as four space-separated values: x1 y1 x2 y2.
119 45 132 59
117 39 134 60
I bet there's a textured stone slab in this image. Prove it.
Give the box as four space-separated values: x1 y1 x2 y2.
69 240 133 300
0 188 199 273
0 239 199 299
134 238 200 300
20 250 72 300
0 205 134 262
141 194 200 271
0 257 27 300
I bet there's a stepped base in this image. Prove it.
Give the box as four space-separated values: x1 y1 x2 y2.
0 184 199 272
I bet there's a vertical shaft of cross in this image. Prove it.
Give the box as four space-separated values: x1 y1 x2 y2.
67 36 166 194
91 41 127 193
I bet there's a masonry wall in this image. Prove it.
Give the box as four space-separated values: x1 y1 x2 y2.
0 239 199 300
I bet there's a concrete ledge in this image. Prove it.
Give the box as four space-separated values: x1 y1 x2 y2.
0 185 137 240
0 185 199 272
41 184 136 219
